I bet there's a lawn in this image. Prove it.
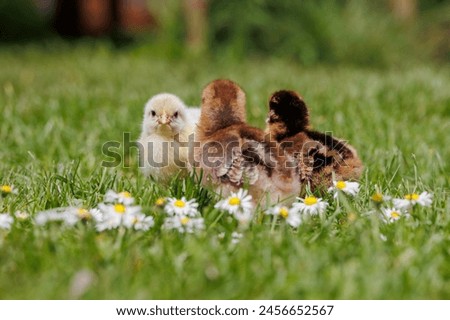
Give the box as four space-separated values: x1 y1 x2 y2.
0 42 449 299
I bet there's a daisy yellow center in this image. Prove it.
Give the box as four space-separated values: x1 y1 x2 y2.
1 185 12 193
228 197 241 206
405 193 419 201
348 212 357 222
304 196 318 206
181 217 190 225
390 211 400 219
77 208 90 219
174 200 186 208
279 207 289 218
336 181 346 190
114 204 126 214
155 198 166 206
119 191 131 198
371 193 383 202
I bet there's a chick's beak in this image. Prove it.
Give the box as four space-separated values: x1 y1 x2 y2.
158 113 171 125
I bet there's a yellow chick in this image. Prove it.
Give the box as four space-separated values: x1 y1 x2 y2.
138 93 199 181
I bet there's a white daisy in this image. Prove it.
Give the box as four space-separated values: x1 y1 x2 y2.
293 196 328 216
0 213 13 230
122 213 154 231
104 190 135 205
381 207 409 223
266 205 290 217
35 207 96 227
329 180 360 198
164 197 199 217
266 205 301 228
14 211 30 221
95 213 121 232
231 232 243 244
155 197 166 207
393 192 433 210
1 184 18 196
95 203 143 231
162 215 204 233
371 192 391 204
214 189 253 221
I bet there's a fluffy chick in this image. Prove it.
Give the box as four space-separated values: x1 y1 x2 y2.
195 79 300 205
138 93 199 181
266 90 363 190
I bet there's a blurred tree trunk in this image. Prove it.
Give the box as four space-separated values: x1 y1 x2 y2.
182 0 207 54
388 0 418 23
53 0 82 37
79 0 114 35
53 0 153 38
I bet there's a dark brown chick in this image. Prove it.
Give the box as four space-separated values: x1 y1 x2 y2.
266 90 363 190
195 80 300 205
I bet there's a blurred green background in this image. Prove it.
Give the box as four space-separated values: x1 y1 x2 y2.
0 0 448 67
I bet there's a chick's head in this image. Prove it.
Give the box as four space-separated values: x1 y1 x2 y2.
198 79 246 137
142 93 188 136
267 90 310 140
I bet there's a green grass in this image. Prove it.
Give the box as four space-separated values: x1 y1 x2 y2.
0 42 449 299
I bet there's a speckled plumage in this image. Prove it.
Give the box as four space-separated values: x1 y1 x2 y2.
195 80 300 205
266 90 363 190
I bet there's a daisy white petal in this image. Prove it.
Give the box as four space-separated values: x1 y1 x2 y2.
371 192 391 203
133 215 155 231
35 207 94 227
393 191 433 210
121 213 154 231
104 190 135 205
392 198 411 210
233 210 253 223
164 197 199 217
329 180 360 198
293 196 328 216
95 213 122 231
266 205 290 217
266 205 301 228
214 189 253 219
162 215 204 233
14 211 30 221
231 232 243 244
95 203 143 231
381 207 408 223
285 211 302 228
0 213 13 230
416 192 433 207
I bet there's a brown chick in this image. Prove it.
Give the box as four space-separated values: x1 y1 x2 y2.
195 79 300 205
265 90 363 190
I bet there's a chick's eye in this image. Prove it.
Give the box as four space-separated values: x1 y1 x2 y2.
173 112 178 118
151 111 156 116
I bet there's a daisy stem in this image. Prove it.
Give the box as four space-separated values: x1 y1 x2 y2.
114 227 127 251
270 215 277 233
208 210 226 231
